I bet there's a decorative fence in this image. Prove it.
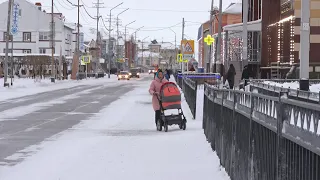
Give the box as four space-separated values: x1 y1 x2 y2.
182 77 197 119
249 80 320 104
202 83 320 180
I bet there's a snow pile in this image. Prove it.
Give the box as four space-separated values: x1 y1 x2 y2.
263 81 320 93
0 80 230 180
0 75 118 101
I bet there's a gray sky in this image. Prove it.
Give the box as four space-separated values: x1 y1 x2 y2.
2 0 238 55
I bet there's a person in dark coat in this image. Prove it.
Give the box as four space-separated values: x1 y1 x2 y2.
225 64 236 89
241 65 250 86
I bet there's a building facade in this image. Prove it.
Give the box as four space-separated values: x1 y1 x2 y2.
0 0 78 57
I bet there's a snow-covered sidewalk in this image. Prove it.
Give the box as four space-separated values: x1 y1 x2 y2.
263 80 320 92
0 80 229 180
0 75 118 101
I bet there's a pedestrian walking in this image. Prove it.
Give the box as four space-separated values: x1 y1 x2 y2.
225 64 236 89
149 69 168 126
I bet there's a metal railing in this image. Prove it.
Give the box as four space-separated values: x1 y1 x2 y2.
249 80 320 104
202 84 320 180
182 77 197 119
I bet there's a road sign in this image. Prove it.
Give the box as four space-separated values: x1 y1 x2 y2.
204 35 214 46
82 56 91 64
181 40 194 54
177 54 182 62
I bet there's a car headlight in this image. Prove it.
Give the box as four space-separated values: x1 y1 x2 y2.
137 73 140 75
129 73 132 75
125 75 128 78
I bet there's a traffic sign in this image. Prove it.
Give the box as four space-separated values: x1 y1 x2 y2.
177 54 182 62
181 40 194 54
82 56 91 64
204 35 214 46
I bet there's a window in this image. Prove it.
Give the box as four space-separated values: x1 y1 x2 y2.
39 48 46 54
23 32 31 42
39 32 49 40
3 32 12 41
3 49 12 53
22 49 31 54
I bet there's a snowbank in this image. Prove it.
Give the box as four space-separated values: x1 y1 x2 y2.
0 75 118 101
263 81 320 93
0 79 229 180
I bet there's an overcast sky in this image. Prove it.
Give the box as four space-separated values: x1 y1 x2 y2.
2 0 239 56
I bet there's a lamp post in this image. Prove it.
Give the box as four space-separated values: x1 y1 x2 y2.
169 28 177 69
116 8 129 69
108 2 123 78
124 20 135 69
141 36 149 66
124 20 136 42
132 26 144 67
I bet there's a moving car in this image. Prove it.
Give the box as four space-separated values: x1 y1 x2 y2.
118 71 130 80
148 69 155 74
129 68 140 78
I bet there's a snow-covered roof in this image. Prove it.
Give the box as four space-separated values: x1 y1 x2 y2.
137 51 162 58
223 3 242 14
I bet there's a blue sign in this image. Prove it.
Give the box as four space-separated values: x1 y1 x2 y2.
11 3 20 35
79 32 84 51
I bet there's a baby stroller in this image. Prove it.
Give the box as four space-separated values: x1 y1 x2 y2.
156 82 187 132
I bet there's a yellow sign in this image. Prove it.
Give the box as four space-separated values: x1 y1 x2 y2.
204 35 214 46
177 54 189 63
177 54 182 62
181 40 194 54
81 56 91 64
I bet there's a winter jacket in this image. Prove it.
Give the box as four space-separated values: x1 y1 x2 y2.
149 77 168 111
225 65 236 88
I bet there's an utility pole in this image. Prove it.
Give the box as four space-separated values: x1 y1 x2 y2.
181 18 185 73
299 0 310 90
216 0 223 74
108 2 123 78
70 0 82 80
50 0 55 82
242 0 248 71
4 0 13 87
208 0 214 73
93 0 104 76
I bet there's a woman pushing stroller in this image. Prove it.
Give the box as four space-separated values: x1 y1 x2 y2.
149 69 167 126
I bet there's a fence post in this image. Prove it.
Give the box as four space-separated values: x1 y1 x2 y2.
230 91 237 179
193 80 198 120
247 93 254 180
276 92 285 180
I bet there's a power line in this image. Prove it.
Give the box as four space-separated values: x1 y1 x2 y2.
87 6 208 13
81 5 95 19
57 0 75 10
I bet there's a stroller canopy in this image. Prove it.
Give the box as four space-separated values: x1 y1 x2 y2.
160 82 181 110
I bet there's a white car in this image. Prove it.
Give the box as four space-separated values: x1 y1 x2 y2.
117 71 130 80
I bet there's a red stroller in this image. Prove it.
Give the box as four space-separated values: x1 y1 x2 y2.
156 82 187 132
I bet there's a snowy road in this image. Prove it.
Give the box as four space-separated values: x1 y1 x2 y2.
0 75 229 180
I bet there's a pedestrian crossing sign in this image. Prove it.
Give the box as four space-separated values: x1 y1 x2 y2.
181 40 194 55
81 56 91 64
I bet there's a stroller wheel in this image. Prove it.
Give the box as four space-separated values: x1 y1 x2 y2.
156 120 162 131
181 122 186 130
164 123 168 132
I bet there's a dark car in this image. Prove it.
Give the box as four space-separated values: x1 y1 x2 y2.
129 68 140 78
118 71 130 80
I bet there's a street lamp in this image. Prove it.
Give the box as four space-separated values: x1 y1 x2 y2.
124 20 136 41
132 26 144 41
141 36 149 66
108 2 123 78
131 26 144 68
169 28 177 69
116 8 129 70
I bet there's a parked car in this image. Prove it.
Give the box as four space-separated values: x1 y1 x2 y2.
118 71 130 80
148 69 155 74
